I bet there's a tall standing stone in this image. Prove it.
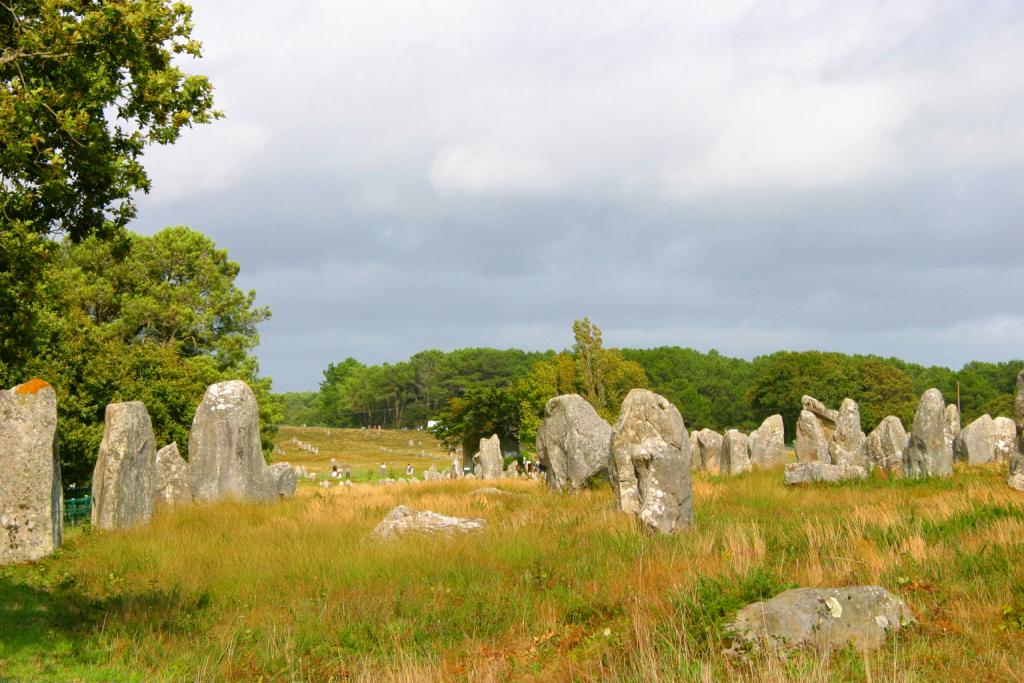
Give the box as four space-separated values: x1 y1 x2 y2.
944 404 961 460
154 442 191 506
609 389 691 534
91 402 157 530
535 394 613 492
904 389 952 478
473 434 503 480
864 416 907 473
689 431 700 469
188 380 274 502
267 462 298 497
955 415 995 464
749 415 786 468
795 410 831 463
1016 369 1024 453
721 430 751 475
992 417 1018 464
830 399 866 467
696 429 724 474
0 380 62 563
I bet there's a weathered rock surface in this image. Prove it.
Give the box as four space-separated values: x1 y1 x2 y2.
267 463 297 497
423 464 441 481
370 505 485 539
725 586 915 656
188 380 275 502
473 434 504 480
0 380 62 563
864 417 906 473
154 442 191 506
749 415 786 468
993 417 1018 464
1016 369 1024 452
721 430 751 475
831 399 866 467
91 402 157 530
944 404 961 458
695 429 724 473
1009 453 1024 492
802 395 838 431
795 410 831 463
955 414 995 464
689 431 700 469
609 389 692 534
784 462 868 485
904 389 952 478
536 395 613 492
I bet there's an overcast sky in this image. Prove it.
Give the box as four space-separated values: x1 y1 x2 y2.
134 1 1024 392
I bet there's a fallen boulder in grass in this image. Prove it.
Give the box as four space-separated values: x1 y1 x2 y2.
370 505 485 539
725 586 915 657
784 462 867 485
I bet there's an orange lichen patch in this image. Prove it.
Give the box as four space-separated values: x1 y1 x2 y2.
15 378 51 395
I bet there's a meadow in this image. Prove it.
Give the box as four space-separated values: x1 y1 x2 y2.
1 427 1023 681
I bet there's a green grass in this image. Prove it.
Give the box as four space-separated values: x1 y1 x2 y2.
1 428 1023 681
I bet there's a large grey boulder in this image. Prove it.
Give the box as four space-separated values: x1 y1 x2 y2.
830 399 866 467
0 380 62 564
993 417 1018 464
749 415 786 469
904 389 952 478
725 586 914 656
154 442 191 506
609 389 692 534
1017 369 1024 452
267 463 297 497
955 415 995 464
784 462 868 485
370 505 485 539
473 434 503 480
1009 452 1024 492
795 410 831 463
864 416 906 473
535 394 612 492
802 395 839 429
944 404 961 459
91 402 157 530
721 430 752 475
695 428 724 474
188 380 275 502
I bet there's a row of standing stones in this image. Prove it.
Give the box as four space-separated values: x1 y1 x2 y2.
521 375 1024 655
0 379 296 566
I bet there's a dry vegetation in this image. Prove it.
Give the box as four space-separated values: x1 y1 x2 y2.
2 427 1023 681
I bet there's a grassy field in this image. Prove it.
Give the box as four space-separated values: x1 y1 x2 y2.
272 426 454 482
2 427 1024 681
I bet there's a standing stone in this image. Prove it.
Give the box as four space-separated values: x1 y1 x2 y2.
0 380 62 564
721 430 751 475
955 415 995 464
749 415 786 469
944 404 961 459
91 402 157 530
609 389 691 534
795 410 831 463
864 417 907 473
1009 452 1024 492
267 462 298 497
689 431 700 469
801 395 838 434
188 380 274 502
1016 369 1024 453
830 399 866 467
450 459 463 479
154 442 191 506
473 434 504 480
904 389 952 478
992 417 1018 464
535 394 613 492
696 429 724 474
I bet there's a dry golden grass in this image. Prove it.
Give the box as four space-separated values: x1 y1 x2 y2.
1 430 1022 681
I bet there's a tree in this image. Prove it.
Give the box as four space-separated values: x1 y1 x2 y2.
0 0 219 376
27 226 275 484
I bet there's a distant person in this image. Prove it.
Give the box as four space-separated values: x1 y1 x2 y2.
344 464 351 480
380 463 387 479
406 463 414 476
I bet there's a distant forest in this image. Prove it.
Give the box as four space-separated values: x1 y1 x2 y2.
278 321 1021 456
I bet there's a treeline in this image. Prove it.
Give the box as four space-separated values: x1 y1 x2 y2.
285 319 1021 456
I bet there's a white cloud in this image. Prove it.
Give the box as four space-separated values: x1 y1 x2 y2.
429 144 563 196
